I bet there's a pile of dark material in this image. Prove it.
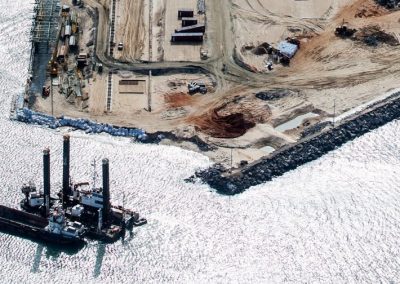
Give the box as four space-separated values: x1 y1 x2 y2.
255 89 298 101
375 0 400 9
355 25 399 46
252 42 272 55
336 24 399 46
335 26 357 38
190 93 400 195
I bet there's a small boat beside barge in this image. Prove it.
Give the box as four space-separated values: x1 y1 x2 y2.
0 205 85 245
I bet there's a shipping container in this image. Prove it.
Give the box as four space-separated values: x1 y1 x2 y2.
175 24 205 34
171 32 203 42
69 35 76 47
178 9 194 19
65 25 72 37
181 17 198 27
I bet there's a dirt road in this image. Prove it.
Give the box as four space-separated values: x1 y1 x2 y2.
116 0 146 61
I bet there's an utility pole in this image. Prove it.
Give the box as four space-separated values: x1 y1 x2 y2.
333 98 336 128
50 77 54 116
230 148 233 169
148 70 152 112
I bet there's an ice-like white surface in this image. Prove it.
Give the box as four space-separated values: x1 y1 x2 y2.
0 1 400 283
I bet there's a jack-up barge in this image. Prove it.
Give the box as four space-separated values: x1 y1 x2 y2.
0 135 146 245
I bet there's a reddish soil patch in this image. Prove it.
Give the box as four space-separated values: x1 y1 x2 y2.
164 92 195 108
188 95 271 138
191 107 256 138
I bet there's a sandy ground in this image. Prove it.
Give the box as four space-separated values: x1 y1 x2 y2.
152 0 166 61
114 0 148 61
33 0 400 167
233 0 353 70
163 0 206 61
35 70 215 131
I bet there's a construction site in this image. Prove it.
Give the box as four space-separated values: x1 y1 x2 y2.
20 0 400 168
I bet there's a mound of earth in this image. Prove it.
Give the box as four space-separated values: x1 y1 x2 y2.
189 96 271 139
192 108 256 138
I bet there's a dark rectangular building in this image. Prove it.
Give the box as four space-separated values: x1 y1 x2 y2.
171 32 203 42
175 24 205 34
178 9 194 19
182 17 198 27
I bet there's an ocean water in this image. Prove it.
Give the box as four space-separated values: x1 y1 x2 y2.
1 1 400 283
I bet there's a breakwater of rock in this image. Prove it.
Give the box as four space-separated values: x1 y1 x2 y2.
191 93 400 195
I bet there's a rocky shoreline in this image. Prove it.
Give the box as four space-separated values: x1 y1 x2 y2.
190 92 400 195
14 107 213 151
14 92 400 196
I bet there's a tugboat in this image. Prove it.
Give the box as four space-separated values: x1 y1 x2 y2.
0 205 86 245
21 135 147 243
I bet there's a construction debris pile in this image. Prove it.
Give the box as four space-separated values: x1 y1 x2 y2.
335 25 357 38
375 0 400 8
242 38 300 69
251 42 271 55
335 24 398 46
255 89 299 101
54 4 97 111
354 25 399 46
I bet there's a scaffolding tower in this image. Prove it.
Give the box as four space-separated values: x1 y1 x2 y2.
29 0 60 69
27 0 60 97
30 0 60 44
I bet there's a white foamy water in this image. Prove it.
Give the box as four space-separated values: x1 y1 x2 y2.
1 1 400 283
